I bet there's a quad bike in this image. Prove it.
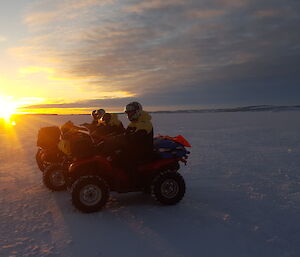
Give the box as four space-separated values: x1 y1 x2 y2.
36 125 92 191
36 146 69 191
67 136 191 213
36 125 62 173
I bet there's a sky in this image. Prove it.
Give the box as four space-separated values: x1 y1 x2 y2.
0 0 300 114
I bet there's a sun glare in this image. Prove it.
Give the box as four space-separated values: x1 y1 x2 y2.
0 96 17 122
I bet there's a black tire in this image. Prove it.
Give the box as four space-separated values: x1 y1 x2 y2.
43 164 67 191
36 149 45 172
151 171 185 205
71 176 109 213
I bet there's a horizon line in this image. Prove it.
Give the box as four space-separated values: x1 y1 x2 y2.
13 104 300 116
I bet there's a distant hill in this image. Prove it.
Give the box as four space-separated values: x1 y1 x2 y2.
150 105 300 114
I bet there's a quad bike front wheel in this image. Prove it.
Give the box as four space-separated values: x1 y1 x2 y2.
71 176 109 213
43 164 67 191
151 170 185 205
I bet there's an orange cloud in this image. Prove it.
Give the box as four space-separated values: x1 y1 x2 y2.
24 11 58 25
19 66 55 74
24 0 116 27
254 9 282 18
93 91 136 99
66 0 116 10
187 9 226 19
215 0 250 8
9 45 63 65
124 0 185 13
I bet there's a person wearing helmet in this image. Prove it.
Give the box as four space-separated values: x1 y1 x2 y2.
81 108 106 133
91 113 125 143
124 102 153 156
90 108 105 126
101 113 125 135
91 110 99 125
105 102 153 187
95 109 106 122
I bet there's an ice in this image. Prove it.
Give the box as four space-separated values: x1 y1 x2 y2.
0 112 300 257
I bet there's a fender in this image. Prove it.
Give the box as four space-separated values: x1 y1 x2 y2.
139 158 182 172
69 155 112 174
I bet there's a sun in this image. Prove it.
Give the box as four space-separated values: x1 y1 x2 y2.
0 96 17 122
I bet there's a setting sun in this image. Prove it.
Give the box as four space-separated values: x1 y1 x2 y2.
0 96 17 121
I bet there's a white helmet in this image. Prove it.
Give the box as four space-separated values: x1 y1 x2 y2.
125 102 143 121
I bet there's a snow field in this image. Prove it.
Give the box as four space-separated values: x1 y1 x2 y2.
0 112 300 257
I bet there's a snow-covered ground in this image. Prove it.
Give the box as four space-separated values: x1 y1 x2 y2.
1 112 300 257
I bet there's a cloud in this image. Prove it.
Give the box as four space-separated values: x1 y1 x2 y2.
19 66 55 74
254 9 282 18
186 9 225 19
214 0 250 8
15 0 300 108
124 0 185 13
0 36 7 42
24 0 116 27
23 97 135 110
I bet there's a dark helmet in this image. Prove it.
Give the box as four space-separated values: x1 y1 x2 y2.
91 110 98 119
125 102 142 121
91 109 105 119
101 113 111 124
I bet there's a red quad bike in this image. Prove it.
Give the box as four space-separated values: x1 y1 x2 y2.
67 135 191 213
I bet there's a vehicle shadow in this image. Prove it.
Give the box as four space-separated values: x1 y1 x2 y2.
50 179 299 257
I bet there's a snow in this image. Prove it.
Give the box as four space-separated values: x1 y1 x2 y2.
1 112 300 257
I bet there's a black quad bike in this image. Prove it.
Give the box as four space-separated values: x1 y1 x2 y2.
36 126 71 191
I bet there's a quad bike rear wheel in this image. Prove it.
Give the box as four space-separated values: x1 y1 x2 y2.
43 164 67 191
151 170 185 205
71 176 109 213
36 149 46 172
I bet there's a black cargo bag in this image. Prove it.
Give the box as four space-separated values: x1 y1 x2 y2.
37 126 61 149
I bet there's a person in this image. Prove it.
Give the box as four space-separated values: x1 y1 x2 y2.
81 109 106 133
92 113 125 143
60 120 78 137
101 113 125 136
58 120 81 156
106 102 153 186
123 102 153 162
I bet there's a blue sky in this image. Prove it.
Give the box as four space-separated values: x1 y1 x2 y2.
1 0 300 113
